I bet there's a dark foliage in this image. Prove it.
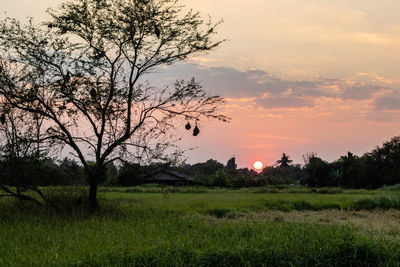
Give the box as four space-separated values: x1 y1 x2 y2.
261 164 301 185
115 163 146 186
58 157 86 185
276 153 293 168
300 136 400 188
226 157 237 170
301 155 331 187
364 136 400 188
0 0 228 208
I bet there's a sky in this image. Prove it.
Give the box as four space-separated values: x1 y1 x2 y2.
2 0 400 168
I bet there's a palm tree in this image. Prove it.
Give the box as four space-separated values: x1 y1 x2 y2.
276 153 293 168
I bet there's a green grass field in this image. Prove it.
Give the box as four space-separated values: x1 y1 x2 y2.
1 186 400 266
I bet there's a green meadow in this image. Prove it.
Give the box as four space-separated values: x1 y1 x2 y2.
1 186 400 266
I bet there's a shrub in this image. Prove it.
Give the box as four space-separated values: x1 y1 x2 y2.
207 208 232 218
350 196 400 211
313 203 341 210
293 200 314 210
124 188 143 193
264 200 342 212
381 183 400 191
44 187 90 211
314 187 343 194
264 201 292 212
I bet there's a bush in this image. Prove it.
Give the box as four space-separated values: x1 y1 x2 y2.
313 187 343 194
293 200 314 210
207 208 232 218
264 200 342 212
350 196 400 211
380 183 400 191
301 155 331 187
44 187 91 212
124 188 144 193
264 201 292 212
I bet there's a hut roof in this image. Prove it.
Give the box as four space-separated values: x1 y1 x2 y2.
145 170 194 183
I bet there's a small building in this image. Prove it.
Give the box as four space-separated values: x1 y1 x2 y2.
145 170 195 186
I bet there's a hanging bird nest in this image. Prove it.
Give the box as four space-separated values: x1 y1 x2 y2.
65 71 71 83
90 88 97 99
193 125 200 136
0 113 6 125
154 24 161 39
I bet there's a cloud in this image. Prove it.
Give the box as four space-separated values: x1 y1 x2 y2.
341 84 383 100
255 96 314 109
246 69 268 77
373 96 400 110
149 63 393 110
152 63 331 98
157 64 269 98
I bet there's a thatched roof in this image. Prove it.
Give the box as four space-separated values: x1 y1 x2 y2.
145 170 194 184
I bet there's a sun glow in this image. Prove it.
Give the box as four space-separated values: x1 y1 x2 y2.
253 160 263 171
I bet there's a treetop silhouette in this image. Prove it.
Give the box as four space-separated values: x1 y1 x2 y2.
0 0 228 208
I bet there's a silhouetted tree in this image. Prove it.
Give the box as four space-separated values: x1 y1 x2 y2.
261 165 298 185
116 163 146 186
301 154 330 187
213 169 231 187
276 153 293 168
104 162 119 186
365 136 400 187
328 168 342 187
0 0 228 208
330 152 367 188
59 157 85 185
0 105 50 204
191 159 224 185
226 156 237 169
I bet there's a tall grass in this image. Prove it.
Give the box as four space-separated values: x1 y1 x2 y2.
1 204 399 266
0 187 399 265
350 195 400 211
381 183 400 191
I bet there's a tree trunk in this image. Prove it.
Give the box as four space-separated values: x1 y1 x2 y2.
89 179 98 209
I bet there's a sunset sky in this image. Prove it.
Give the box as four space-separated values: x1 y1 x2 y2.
3 0 400 168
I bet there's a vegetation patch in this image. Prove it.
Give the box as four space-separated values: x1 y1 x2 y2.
263 200 342 212
0 189 121 222
1 189 400 265
49 224 400 266
381 183 400 191
350 196 400 211
313 187 344 194
99 186 209 194
207 208 234 218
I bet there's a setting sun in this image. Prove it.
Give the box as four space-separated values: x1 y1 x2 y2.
253 160 264 170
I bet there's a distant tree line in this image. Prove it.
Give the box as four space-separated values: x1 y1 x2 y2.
112 135 400 189
1 136 400 194
301 136 400 188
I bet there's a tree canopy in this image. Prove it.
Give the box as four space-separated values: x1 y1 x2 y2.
0 0 228 207
276 153 292 168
